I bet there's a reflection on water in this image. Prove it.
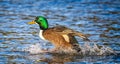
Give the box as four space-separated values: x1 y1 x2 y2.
28 54 119 64
0 0 120 64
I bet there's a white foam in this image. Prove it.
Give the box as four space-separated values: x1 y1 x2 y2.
23 42 115 55
24 43 44 54
80 42 115 55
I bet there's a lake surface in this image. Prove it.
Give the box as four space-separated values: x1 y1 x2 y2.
0 0 120 64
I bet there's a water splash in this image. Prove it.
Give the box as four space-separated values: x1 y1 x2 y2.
80 42 115 55
24 42 115 55
24 43 44 54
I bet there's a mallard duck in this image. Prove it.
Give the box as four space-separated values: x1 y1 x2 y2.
28 16 90 54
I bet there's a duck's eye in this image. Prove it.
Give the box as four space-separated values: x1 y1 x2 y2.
39 20 42 21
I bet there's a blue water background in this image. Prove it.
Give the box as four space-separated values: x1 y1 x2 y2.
0 0 120 64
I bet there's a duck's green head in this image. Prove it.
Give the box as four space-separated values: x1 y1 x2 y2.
28 16 48 30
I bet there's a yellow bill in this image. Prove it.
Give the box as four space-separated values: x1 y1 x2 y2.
28 20 36 24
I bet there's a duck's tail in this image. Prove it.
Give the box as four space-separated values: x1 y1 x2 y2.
62 29 90 41
72 31 90 41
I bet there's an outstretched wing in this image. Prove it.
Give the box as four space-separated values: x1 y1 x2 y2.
52 25 90 41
